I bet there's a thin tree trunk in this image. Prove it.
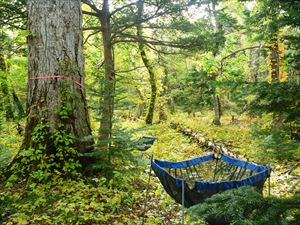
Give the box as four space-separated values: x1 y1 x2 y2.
23 0 91 153
250 48 259 82
135 86 146 118
136 0 157 125
0 56 14 121
213 86 221 126
209 2 222 125
141 50 157 125
270 42 279 81
99 0 115 141
12 89 25 120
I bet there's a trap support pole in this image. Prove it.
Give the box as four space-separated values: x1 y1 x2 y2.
141 155 153 225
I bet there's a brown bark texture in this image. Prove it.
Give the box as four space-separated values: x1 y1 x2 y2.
270 42 280 81
213 93 221 125
24 0 91 153
137 0 157 125
99 0 115 141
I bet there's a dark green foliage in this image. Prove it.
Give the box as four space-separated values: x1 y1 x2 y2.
0 0 26 30
189 187 300 225
173 19 226 52
243 0 300 76
246 0 300 35
171 5 239 52
235 81 300 127
175 67 214 114
250 121 300 163
0 175 140 224
8 122 81 183
229 81 300 160
85 124 142 178
0 29 26 122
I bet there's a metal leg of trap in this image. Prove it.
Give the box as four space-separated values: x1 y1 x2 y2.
141 155 153 225
268 168 271 197
268 176 271 196
181 179 185 225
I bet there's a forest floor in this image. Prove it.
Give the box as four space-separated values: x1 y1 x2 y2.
0 112 299 224
113 111 299 224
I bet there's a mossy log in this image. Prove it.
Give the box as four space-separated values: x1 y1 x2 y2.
170 121 248 161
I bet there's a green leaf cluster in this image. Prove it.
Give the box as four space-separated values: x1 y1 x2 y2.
9 122 81 183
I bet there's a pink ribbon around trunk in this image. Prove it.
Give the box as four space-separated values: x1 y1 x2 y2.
29 75 85 89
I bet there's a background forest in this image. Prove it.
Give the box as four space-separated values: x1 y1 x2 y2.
0 0 299 224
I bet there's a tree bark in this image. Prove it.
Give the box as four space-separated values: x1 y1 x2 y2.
210 2 222 125
250 48 259 82
212 90 221 125
99 0 115 141
136 0 157 125
270 42 279 81
24 0 91 153
141 50 157 125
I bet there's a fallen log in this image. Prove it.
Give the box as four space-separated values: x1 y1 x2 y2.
170 121 300 196
170 121 250 162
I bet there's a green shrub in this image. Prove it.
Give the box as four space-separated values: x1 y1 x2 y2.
189 187 300 225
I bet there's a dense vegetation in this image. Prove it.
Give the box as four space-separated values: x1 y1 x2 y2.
0 0 299 224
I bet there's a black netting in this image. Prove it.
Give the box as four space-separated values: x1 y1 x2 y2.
152 157 267 207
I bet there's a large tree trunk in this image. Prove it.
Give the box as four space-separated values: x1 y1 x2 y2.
137 0 157 125
23 0 91 153
99 0 115 141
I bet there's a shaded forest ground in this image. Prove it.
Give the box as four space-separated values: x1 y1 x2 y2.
0 112 299 224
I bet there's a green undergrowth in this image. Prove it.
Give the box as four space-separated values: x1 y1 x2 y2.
0 122 22 169
0 112 299 224
176 111 262 161
169 112 299 198
175 111 300 167
189 187 300 225
122 120 201 162
0 118 195 225
0 174 145 224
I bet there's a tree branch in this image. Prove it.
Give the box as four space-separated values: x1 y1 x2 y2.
110 2 137 18
112 33 191 49
83 26 102 31
116 65 146 74
81 0 103 16
84 30 101 45
82 10 99 17
219 44 278 76
113 38 191 49
111 7 173 36
144 43 188 56
0 19 26 30
221 45 262 62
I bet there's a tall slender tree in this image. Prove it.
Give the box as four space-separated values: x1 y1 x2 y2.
136 0 157 125
82 0 202 140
